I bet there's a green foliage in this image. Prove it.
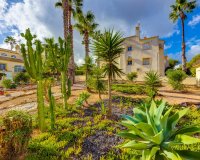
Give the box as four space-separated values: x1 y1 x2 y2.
118 100 200 160
75 69 84 75
14 72 30 85
112 84 144 95
0 110 32 159
167 70 187 90
2 79 12 89
144 71 161 99
127 72 137 82
48 86 55 130
75 92 90 107
21 28 46 131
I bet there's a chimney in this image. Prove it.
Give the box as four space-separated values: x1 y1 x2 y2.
135 24 140 38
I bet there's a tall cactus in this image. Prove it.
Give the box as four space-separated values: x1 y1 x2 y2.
21 29 46 131
45 37 71 109
48 85 55 130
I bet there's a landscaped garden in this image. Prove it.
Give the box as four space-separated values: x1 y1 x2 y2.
1 0 200 160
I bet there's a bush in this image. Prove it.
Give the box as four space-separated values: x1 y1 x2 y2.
167 70 187 90
144 71 161 99
126 72 137 82
14 72 30 85
75 70 84 76
75 92 90 107
0 110 32 159
118 100 200 159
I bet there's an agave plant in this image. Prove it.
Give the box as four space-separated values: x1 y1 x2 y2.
118 100 200 160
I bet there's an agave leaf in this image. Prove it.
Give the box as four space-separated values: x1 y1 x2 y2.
168 108 189 131
175 150 200 160
146 108 158 134
142 147 160 160
172 125 200 136
160 107 173 135
175 134 200 144
117 132 139 140
150 130 164 145
162 150 182 160
149 100 157 118
121 115 139 124
133 108 147 122
154 101 166 130
121 140 152 150
135 122 154 136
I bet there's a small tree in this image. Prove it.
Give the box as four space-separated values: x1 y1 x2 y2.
127 72 137 82
93 29 124 116
167 70 187 91
144 71 161 99
4 36 17 50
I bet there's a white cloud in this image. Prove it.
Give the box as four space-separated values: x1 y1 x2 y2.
188 15 200 27
165 44 172 50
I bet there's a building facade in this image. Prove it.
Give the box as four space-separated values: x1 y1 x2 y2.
118 25 168 78
0 46 24 80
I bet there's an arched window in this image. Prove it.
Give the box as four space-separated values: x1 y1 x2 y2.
127 56 133 66
11 55 17 59
1 53 7 57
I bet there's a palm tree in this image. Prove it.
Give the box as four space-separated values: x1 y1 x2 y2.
4 36 16 50
169 0 196 72
74 11 98 82
92 29 124 116
55 0 83 84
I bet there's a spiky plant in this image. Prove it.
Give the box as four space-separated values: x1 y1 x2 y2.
92 29 124 116
45 37 71 109
21 29 46 131
118 100 200 160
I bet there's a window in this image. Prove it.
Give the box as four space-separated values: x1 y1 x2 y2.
1 53 7 57
127 46 132 51
143 58 150 65
127 56 133 66
11 55 17 58
143 43 151 50
0 64 6 71
14 65 24 72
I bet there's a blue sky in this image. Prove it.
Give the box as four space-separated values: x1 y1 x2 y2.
0 0 200 64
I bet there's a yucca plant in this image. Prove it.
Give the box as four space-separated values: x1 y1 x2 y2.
118 100 200 160
144 71 161 99
21 29 46 131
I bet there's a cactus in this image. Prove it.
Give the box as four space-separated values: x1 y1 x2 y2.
45 37 71 109
21 29 46 131
48 85 55 130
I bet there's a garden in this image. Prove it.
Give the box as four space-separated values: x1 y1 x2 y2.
1 0 200 160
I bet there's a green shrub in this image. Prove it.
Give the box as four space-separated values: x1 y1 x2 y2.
75 92 90 107
14 72 30 85
144 71 161 99
112 84 144 95
2 79 16 89
75 70 84 75
0 110 32 159
127 72 137 82
118 100 200 160
167 70 187 90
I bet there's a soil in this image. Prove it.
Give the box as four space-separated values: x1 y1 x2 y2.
1 82 200 115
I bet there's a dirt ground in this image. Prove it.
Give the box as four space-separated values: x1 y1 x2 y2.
0 82 200 115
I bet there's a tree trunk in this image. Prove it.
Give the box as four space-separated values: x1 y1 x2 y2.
61 71 68 109
181 17 187 72
107 75 112 116
63 0 69 39
68 7 75 84
84 32 90 91
37 80 45 132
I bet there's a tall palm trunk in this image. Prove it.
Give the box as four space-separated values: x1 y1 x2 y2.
37 80 45 132
63 0 69 39
180 13 187 72
61 71 68 109
84 31 89 81
68 7 75 84
108 75 112 116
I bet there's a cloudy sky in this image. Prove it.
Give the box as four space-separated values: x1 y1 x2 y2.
0 0 200 65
